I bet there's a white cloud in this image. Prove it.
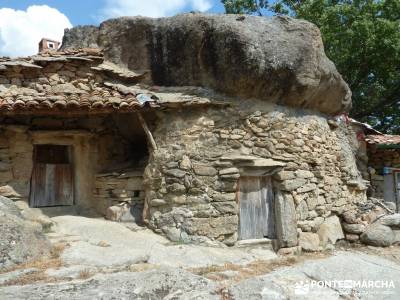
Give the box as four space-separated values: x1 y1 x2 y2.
100 0 212 20
190 0 212 12
0 5 72 57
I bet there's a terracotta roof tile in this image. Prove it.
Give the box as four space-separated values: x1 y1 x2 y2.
0 90 147 113
365 135 400 145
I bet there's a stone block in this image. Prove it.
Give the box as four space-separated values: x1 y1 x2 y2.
297 183 316 194
296 201 308 221
278 178 307 192
342 223 365 234
275 191 298 248
345 234 359 242
277 246 301 256
317 215 345 246
295 170 314 179
179 155 192 170
219 168 239 175
379 214 400 227
213 193 236 202
193 165 217 176
0 184 24 199
306 196 318 210
299 232 320 252
185 215 238 238
151 199 167 207
213 201 238 214
164 169 186 178
106 204 130 222
273 170 296 181
252 147 271 157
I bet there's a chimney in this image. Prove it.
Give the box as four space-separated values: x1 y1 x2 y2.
38 38 60 53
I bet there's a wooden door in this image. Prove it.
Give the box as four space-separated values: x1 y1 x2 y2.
238 176 275 240
395 172 400 212
30 145 74 207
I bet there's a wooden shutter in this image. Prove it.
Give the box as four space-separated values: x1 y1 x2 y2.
238 176 275 240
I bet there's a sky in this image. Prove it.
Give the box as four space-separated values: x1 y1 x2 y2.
0 0 226 57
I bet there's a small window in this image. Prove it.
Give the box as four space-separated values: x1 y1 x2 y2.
47 42 54 49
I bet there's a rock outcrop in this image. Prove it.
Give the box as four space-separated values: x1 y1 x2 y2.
61 13 351 115
0 196 51 270
0 268 220 299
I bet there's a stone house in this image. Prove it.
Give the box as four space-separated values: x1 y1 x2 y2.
365 134 400 211
0 14 370 251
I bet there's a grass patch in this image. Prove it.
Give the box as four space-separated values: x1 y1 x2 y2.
0 242 69 286
78 269 94 280
41 223 54 234
190 252 328 283
50 243 67 259
128 263 158 273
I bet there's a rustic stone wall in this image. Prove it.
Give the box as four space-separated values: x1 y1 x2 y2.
144 99 367 246
94 171 144 217
0 114 147 216
0 126 32 202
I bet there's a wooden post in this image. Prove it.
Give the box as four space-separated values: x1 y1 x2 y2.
137 112 157 151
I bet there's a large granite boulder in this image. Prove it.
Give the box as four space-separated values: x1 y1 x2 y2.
360 224 394 247
61 13 351 115
0 197 51 270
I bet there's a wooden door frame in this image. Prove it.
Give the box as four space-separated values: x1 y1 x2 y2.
29 130 94 208
236 175 276 240
30 144 75 207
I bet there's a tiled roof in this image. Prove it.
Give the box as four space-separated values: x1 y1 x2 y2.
0 89 145 113
0 49 151 113
365 135 400 145
0 48 223 114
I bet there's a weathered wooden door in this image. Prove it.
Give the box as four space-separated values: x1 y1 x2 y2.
395 172 400 212
238 176 275 240
30 145 74 207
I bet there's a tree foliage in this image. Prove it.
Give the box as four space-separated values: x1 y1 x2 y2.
222 0 268 15
222 0 400 133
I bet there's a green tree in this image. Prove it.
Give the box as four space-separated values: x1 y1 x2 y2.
222 0 400 133
222 0 268 15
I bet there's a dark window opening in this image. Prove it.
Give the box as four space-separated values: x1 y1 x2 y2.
34 145 70 164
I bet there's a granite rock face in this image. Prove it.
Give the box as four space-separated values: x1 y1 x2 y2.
0 268 220 300
61 13 351 115
0 196 51 270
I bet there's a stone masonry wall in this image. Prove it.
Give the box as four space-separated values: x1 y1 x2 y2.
94 171 144 217
0 115 147 215
144 99 367 247
0 126 32 202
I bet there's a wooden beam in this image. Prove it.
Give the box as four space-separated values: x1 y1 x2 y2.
137 112 157 151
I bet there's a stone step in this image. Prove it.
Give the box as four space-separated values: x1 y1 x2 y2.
39 206 79 217
235 238 274 248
